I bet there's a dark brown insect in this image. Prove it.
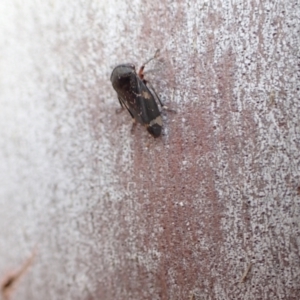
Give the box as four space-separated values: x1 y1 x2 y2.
111 51 164 137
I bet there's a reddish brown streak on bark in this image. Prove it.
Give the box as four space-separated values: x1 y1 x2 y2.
1 251 36 300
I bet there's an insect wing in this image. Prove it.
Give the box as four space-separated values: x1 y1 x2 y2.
135 80 161 125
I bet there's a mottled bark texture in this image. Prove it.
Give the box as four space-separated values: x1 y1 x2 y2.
0 1 299 299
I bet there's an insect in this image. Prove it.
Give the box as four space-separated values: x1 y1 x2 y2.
110 51 164 137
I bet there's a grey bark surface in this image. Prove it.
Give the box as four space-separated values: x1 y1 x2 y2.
0 1 299 299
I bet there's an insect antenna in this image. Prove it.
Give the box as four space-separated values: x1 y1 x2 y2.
138 49 160 80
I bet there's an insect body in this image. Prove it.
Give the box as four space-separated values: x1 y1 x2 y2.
110 56 163 137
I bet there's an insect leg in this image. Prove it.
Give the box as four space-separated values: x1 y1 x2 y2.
119 97 135 119
130 119 137 134
118 97 124 108
115 97 125 114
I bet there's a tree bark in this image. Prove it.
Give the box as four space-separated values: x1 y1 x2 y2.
0 0 299 299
